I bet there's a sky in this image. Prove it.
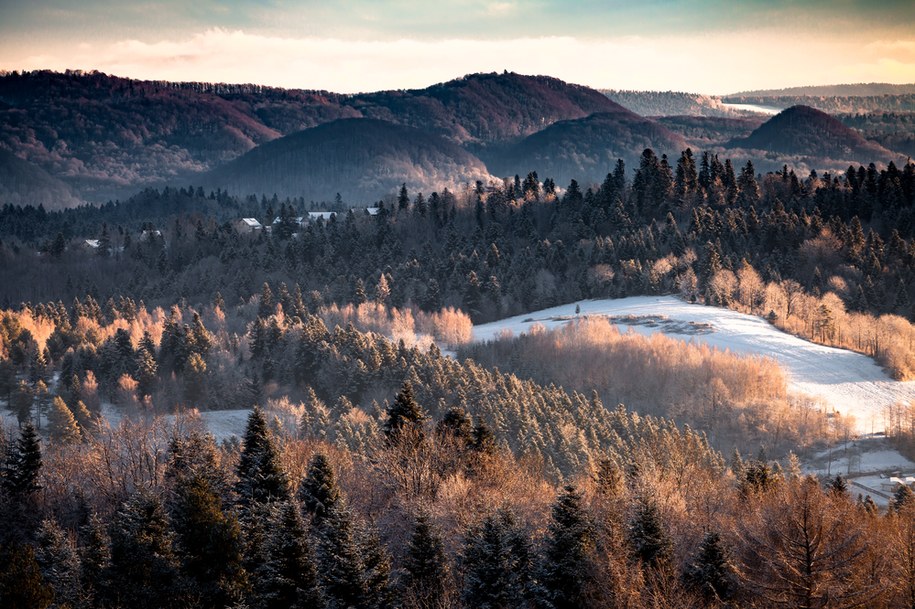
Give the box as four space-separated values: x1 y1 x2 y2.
0 0 913 94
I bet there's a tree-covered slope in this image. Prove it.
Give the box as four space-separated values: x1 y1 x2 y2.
207 118 493 203
729 105 899 161
491 109 687 186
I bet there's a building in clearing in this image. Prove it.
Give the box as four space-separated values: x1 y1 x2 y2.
233 218 264 234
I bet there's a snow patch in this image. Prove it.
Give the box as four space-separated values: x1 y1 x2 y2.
473 296 915 434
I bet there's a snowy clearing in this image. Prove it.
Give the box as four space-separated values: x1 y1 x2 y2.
472 296 915 435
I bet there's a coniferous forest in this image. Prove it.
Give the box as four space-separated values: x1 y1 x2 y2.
2 140 915 608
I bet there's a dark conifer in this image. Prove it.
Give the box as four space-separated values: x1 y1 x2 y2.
683 531 734 601
461 509 532 609
384 381 425 439
171 474 247 608
252 501 325 609
235 406 289 508
2 421 42 496
540 485 595 609
628 496 672 569
403 513 450 609
106 491 183 609
298 452 341 527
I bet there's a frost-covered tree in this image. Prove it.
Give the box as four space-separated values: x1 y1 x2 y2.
403 513 451 609
47 396 81 444
540 485 595 609
235 406 289 509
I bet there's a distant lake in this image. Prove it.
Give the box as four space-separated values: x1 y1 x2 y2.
722 102 782 115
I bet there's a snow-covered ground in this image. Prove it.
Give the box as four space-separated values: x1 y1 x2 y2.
472 296 915 435
803 436 915 507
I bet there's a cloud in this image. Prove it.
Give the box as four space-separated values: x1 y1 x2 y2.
2 28 913 94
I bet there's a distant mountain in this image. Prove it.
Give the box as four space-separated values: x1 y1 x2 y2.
349 72 627 147
491 109 687 186
729 83 915 97
0 149 81 210
721 93 915 115
601 90 745 118
728 105 898 161
0 70 626 205
206 118 493 203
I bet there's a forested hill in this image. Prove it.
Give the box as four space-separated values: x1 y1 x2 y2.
206 118 493 202
601 90 738 117
354 71 625 147
0 70 623 204
489 110 687 186
729 83 915 97
729 105 900 162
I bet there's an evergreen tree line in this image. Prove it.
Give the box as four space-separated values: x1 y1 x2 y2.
0 152 913 336
2 396 915 609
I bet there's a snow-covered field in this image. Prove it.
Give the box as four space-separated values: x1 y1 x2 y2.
473 296 915 435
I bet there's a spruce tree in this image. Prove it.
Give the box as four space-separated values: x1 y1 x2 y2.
384 381 425 439
540 485 595 609
628 496 672 569
316 503 369 609
358 522 394 609
461 509 532 609
79 514 111 607
47 396 81 444
251 501 325 609
70 400 95 436
403 514 450 609
235 406 289 509
106 491 183 609
683 531 734 601
10 379 32 425
170 474 247 608
35 518 82 608
2 421 42 496
892 484 915 513
0 543 53 609
299 453 341 527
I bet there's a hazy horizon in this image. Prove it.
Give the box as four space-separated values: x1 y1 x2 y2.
1 1 914 95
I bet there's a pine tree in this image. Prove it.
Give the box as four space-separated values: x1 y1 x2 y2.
47 396 81 444
316 503 369 609
628 496 672 569
298 453 342 528
35 518 82 608
170 474 247 608
251 501 324 609
403 514 450 609
2 421 42 496
461 509 532 609
540 485 595 609
236 407 289 509
384 381 426 440
683 531 734 601
106 491 183 609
